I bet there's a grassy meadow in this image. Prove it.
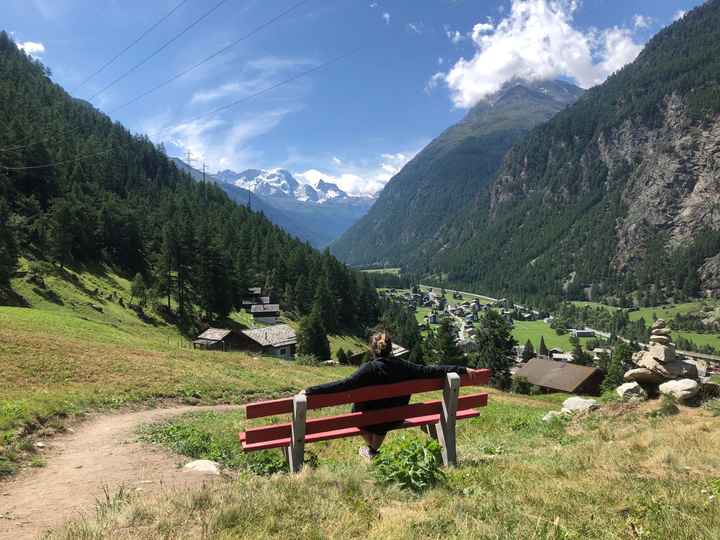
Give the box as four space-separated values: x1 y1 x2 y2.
0 262 354 477
511 320 592 352
51 394 720 539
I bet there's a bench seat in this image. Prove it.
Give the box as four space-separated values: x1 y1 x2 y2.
240 408 481 451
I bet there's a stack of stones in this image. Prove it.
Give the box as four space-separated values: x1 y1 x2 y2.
619 319 701 402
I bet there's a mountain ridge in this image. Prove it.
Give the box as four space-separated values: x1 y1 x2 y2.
330 79 584 267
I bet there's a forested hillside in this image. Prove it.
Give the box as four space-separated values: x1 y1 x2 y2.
426 1 720 307
0 32 378 331
331 80 582 267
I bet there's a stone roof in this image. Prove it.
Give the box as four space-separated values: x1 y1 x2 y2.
251 304 280 314
195 328 232 342
242 324 297 347
515 357 602 393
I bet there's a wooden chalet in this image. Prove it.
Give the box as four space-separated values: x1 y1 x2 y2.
250 303 280 324
237 324 297 359
193 328 244 351
513 357 604 395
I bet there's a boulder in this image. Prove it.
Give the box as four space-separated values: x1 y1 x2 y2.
616 382 647 401
542 411 567 422
701 381 720 398
647 344 675 364
659 379 699 401
183 460 220 475
561 397 599 414
649 335 671 345
652 319 667 330
624 367 665 384
651 328 672 337
662 359 699 380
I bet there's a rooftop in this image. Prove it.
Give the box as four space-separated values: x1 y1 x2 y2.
251 304 280 314
195 328 232 342
514 358 602 393
242 324 297 347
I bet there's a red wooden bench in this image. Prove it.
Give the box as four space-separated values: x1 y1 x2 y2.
239 369 491 472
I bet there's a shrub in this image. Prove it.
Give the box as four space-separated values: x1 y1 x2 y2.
295 354 320 366
511 376 532 395
372 435 445 493
648 394 679 418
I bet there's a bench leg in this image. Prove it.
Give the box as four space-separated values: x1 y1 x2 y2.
438 372 460 467
281 446 289 465
422 423 439 440
289 394 307 473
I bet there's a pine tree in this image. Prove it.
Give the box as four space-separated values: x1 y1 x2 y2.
297 309 331 360
0 199 17 285
538 336 549 357
522 339 535 361
130 273 147 307
474 310 517 389
431 318 464 365
312 274 339 334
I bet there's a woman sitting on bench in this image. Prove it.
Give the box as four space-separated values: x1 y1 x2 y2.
303 332 481 459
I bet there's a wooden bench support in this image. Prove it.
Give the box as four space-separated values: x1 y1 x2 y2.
437 372 460 467
289 393 307 473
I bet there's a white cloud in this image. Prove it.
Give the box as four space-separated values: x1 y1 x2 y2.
369 2 378 7
382 12 390 24
633 14 652 29
18 41 45 57
332 156 343 165
438 57 444 65
673 10 687 21
446 29 465 44
407 22 423 35
295 150 418 197
436 0 644 108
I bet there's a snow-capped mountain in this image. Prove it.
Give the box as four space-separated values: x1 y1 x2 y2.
216 168 368 205
209 167 375 247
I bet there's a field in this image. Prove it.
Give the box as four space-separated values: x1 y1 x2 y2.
0 263 356 476
52 392 720 539
360 267 402 275
573 299 720 351
511 320 592 352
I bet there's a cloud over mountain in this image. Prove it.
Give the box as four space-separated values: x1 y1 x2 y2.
437 0 644 108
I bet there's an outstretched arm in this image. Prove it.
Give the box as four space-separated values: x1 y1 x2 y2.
305 363 375 395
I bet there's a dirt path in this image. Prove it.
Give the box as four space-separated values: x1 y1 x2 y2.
0 404 242 540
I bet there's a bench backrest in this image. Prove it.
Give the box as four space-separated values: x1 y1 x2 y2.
246 369 491 419
243 369 491 447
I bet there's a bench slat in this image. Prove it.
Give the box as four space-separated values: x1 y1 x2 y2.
241 408 480 451
246 370 490 419
244 393 487 444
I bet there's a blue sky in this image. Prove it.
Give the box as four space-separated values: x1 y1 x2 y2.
5 0 704 195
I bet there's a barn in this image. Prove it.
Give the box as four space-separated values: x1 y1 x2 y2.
237 324 297 359
192 328 244 351
513 357 604 395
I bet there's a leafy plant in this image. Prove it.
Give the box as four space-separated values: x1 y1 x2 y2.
372 435 445 493
648 395 679 418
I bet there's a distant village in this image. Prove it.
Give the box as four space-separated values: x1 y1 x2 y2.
380 286 617 394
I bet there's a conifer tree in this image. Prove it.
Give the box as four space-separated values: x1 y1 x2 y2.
297 309 331 360
312 274 339 334
538 336 549 357
431 318 465 365
522 339 535 361
474 310 517 389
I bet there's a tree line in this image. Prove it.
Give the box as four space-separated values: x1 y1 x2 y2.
0 32 379 334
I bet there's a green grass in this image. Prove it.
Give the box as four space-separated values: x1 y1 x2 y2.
0 261 356 475
628 302 711 323
51 396 720 539
511 320 591 351
361 267 402 275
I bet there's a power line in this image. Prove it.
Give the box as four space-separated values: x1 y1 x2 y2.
0 0 312 154
0 1 189 153
74 0 190 91
0 49 361 172
87 0 232 102
185 48 361 125
109 0 312 115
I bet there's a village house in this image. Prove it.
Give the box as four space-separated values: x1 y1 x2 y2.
514 357 604 395
552 352 575 363
571 328 596 338
251 303 281 324
192 328 245 351
236 324 297 359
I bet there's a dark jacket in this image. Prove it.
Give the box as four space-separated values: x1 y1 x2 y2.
306 357 467 435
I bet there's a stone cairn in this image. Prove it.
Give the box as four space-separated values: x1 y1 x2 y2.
618 319 703 402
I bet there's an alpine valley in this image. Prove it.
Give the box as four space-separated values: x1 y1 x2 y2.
332 1 720 307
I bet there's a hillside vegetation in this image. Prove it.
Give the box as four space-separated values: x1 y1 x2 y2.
425 1 720 306
0 260 353 477
332 80 582 267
